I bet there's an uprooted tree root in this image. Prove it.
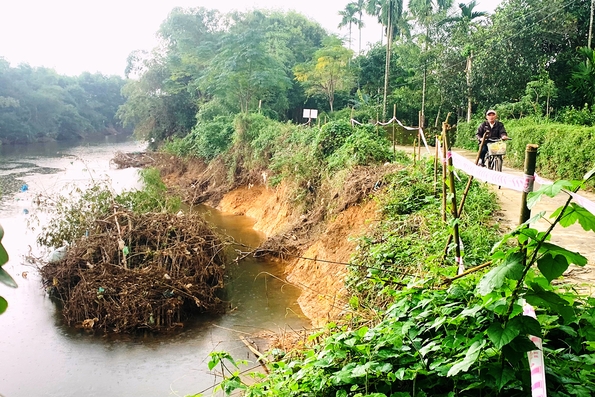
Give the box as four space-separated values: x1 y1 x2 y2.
39 210 227 333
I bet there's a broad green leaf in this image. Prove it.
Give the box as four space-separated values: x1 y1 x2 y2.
477 252 524 295
525 289 571 314
522 211 546 226
551 203 595 231
0 224 7 266
566 203 595 231
0 244 7 266
527 181 574 209
0 296 7 314
539 242 587 267
0 267 17 288
515 226 539 245
541 180 574 197
351 362 372 377
460 305 483 317
507 335 540 352
486 364 516 391
487 321 520 349
509 315 543 338
537 253 569 282
447 339 486 377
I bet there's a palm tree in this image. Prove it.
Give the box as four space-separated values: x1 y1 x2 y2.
338 3 359 50
353 0 367 54
442 0 488 122
570 46 595 105
365 0 405 119
408 0 454 125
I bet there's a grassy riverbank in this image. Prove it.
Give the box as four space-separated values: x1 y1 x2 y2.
158 113 595 396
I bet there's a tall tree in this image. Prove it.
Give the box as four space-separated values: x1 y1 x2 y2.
408 0 452 124
442 1 487 122
294 36 355 112
200 11 292 114
338 2 359 50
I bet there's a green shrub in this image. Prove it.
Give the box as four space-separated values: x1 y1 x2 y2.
163 116 234 160
326 124 392 172
315 120 354 159
555 104 595 126
505 120 595 184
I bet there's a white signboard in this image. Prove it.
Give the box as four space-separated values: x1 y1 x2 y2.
302 109 318 119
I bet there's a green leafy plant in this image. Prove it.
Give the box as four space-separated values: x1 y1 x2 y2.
201 166 595 396
0 223 17 315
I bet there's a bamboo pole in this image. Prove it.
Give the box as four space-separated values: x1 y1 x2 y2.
418 111 422 161
441 133 447 222
441 131 488 263
392 104 396 158
443 122 462 273
433 137 439 196
519 145 539 224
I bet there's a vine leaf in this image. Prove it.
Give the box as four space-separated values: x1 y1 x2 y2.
447 339 485 377
477 252 524 295
551 203 595 231
0 296 7 314
486 364 517 391
487 321 520 349
539 242 587 268
527 180 573 209
537 253 569 282
525 287 574 321
509 315 543 338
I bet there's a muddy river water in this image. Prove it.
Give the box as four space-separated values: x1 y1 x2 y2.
0 135 307 397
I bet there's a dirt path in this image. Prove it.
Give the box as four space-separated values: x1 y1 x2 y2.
451 147 595 294
398 144 595 293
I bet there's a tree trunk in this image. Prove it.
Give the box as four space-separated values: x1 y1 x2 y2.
382 0 393 121
466 53 473 123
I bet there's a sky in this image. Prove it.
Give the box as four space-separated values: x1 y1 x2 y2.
0 0 502 77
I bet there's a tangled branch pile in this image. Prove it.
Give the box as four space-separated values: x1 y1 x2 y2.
39 210 227 333
110 151 158 169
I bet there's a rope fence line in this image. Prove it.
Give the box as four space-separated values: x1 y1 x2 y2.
350 117 433 155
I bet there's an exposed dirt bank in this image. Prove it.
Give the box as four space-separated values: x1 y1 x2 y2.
150 148 595 327
217 184 380 327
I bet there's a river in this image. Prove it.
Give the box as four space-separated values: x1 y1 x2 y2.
0 135 307 397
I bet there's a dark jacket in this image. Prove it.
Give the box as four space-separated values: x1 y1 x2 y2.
476 120 507 142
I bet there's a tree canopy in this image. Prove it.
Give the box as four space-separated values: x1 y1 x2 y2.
0 59 127 143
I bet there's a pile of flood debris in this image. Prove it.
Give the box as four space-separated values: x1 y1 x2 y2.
110 151 158 169
39 210 227 333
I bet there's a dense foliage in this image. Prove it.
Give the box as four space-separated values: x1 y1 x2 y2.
203 157 595 396
0 59 127 143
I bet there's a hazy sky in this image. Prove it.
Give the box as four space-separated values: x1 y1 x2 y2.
0 0 502 77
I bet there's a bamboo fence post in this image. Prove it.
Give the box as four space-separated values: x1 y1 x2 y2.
441 131 447 222
443 121 463 273
519 145 539 224
434 137 439 196
418 111 422 161
392 104 396 158
412 137 417 165
441 130 489 263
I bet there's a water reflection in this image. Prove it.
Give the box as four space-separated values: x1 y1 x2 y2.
0 137 308 397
